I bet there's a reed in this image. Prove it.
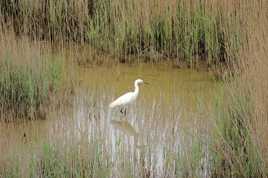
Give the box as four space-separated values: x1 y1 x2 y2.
211 84 266 177
0 35 63 120
0 0 250 65
210 1 268 176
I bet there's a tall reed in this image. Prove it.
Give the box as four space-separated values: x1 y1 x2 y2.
0 0 248 64
0 35 63 120
210 1 268 176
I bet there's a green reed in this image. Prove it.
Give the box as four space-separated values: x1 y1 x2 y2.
0 54 62 120
210 84 266 177
0 0 246 64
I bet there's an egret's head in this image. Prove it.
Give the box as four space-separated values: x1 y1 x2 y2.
135 78 144 85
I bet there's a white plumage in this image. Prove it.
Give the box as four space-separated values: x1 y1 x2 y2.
109 79 144 108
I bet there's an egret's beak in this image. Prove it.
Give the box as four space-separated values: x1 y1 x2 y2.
144 82 149 85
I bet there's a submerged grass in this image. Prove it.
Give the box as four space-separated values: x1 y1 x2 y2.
0 81 213 177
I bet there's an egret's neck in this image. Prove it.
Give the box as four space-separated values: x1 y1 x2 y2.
134 82 139 95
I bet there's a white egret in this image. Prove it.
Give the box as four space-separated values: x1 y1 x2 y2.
109 78 145 115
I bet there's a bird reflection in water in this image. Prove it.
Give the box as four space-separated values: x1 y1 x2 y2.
110 119 138 137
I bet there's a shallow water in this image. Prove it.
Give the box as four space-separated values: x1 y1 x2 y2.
0 63 218 177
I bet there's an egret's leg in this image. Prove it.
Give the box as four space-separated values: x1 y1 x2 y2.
124 108 127 116
120 108 127 116
120 108 124 114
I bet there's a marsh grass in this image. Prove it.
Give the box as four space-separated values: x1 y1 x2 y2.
210 2 268 176
0 36 63 120
2 142 116 178
0 0 267 177
0 0 249 65
211 84 266 177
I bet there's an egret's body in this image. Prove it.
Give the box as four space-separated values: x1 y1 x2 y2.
109 79 144 112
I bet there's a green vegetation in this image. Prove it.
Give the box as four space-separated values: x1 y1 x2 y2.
0 143 111 178
0 0 267 177
91 0 244 65
211 85 266 177
0 0 246 64
0 52 62 120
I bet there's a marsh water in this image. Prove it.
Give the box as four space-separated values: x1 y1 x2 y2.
0 63 219 177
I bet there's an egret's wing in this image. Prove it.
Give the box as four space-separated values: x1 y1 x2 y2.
109 92 133 108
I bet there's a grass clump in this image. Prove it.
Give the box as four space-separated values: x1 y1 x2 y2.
0 143 111 178
210 2 268 176
211 86 266 177
0 47 62 120
37 144 70 178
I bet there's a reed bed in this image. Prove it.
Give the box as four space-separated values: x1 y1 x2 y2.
0 0 257 65
0 35 63 120
210 3 268 177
